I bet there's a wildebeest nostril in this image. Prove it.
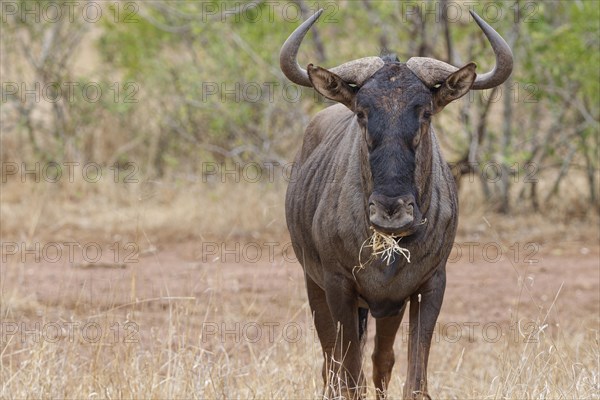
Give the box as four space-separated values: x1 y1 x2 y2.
396 198 414 215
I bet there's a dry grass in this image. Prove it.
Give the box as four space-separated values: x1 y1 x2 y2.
0 173 287 246
1 261 598 399
0 309 322 398
358 229 412 270
1 167 598 399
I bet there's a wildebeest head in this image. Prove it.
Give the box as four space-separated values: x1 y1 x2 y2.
308 60 476 236
280 10 512 237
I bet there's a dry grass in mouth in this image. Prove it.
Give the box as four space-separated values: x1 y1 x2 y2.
356 229 412 276
356 219 430 273
366 229 412 265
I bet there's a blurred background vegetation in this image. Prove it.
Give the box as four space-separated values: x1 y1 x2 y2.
1 3 598 398
1 0 598 235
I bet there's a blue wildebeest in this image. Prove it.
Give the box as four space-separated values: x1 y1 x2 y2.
280 9 512 400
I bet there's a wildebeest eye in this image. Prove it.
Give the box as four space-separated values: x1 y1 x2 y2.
356 111 366 120
414 104 431 121
417 106 432 121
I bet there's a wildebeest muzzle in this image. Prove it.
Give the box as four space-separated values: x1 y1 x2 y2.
368 193 422 236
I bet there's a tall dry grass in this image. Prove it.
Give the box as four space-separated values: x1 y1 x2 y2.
0 170 288 247
1 256 598 399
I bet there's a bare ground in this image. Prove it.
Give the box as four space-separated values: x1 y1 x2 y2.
1 218 599 398
3 237 598 350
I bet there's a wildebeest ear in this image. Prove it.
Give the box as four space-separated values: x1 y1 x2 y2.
432 62 477 113
307 64 358 110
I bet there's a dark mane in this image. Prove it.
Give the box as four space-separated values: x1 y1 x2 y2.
380 52 399 63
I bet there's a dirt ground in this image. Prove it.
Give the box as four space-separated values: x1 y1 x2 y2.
1 230 598 398
3 236 598 347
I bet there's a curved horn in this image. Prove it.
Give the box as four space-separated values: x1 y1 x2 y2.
280 9 384 87
279 9 323 87
407 11 513 90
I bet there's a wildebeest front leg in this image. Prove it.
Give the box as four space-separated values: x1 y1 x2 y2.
405 266 446 399
323 274 364 398
305 275 338 392
372 309 406 399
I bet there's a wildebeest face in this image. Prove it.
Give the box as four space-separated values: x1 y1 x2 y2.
307 61 476 236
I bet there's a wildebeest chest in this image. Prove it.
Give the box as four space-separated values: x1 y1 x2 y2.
287 103 457 297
